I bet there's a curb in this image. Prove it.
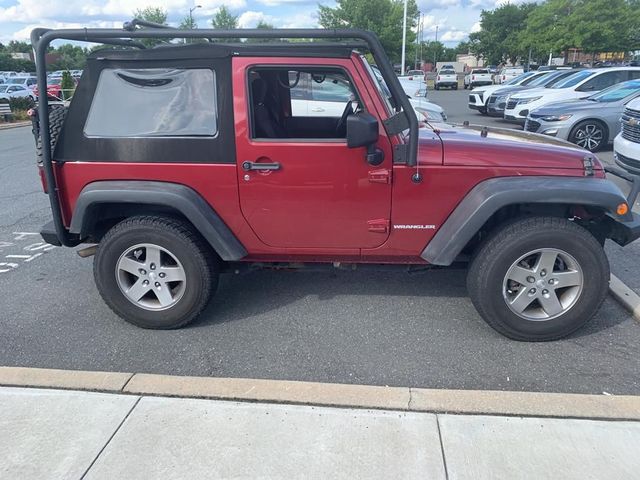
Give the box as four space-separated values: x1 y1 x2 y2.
0 121 30 130
609 274 640 322
1 366 639 421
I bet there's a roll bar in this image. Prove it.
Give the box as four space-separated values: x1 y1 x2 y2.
30 23 419 247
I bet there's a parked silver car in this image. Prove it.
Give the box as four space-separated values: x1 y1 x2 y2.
524 79 640 151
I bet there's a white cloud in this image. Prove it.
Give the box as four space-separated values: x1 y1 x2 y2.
9 20 122 41
279 11 317 28
440 29 467 42
470 21 481 33
237 10 272 28
256 0 314 6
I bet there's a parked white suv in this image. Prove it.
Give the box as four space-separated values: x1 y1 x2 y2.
467 71 546 114
495 67 524 84
464 68 492 89
614 97 640 173
435 68 458 90
504 67 640 122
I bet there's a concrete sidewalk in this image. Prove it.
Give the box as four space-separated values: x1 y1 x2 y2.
2 386 639 479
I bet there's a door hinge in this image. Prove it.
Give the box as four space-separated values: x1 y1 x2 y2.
367 218 390 233
368 168 392 184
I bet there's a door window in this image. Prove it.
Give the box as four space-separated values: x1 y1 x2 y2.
248 67 360 139
577 71 628 92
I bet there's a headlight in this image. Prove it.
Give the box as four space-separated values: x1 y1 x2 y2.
540 114 572 122
516 96 542 105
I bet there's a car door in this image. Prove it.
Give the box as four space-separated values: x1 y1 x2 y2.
234 58 394 250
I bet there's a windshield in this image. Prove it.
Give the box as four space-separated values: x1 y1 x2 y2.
519 72 548 86
505 72 536 86
588 79 640 102
473 69 489 74
0 85 8 92
48 78 62 85
441 70 455 75
542 70 578 88
366 62 395 114
551 70 593 89
7 78 25 84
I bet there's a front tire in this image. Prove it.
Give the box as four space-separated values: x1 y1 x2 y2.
94 216 218 329
467 217 609 341
569 120 607 152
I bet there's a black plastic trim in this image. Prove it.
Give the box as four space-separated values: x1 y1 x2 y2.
70 181 247 261
421 176 630 266
39 220 64 247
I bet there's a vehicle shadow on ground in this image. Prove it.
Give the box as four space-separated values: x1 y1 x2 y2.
190 266 629 340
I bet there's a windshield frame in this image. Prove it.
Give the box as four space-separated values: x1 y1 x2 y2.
551 70 594 89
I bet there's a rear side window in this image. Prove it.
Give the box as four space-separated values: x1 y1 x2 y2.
84 68 217 137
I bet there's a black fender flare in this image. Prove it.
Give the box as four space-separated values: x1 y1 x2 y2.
70 180 247 261
421 176 631 266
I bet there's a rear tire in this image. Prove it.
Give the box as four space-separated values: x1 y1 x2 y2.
94 216 218 329
467 217 609 341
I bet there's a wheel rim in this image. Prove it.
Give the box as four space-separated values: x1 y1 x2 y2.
574 123 603 151
115 243 186 311
502 248 583 321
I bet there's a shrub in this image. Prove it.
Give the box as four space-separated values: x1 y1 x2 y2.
9 96 35 111
60 70 75 100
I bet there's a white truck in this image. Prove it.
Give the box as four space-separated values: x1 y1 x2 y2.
464 68 493 89
495 66 524 84
435 68 458 90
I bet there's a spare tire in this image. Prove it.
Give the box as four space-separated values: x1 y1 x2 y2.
34 105 67 163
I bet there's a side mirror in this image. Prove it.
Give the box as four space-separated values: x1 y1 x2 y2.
346 112 379 148
346 112 384 166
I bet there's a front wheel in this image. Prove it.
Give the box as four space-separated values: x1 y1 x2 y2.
569 120 607 152
94 216 218 329
467 217 609 341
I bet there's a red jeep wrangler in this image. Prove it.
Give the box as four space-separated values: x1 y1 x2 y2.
30 22 640 341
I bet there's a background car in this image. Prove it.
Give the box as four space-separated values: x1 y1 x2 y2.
404 69 424 79
504 67 640 122
464 68 493 89
525 79 640 152
33 76 78 101
397 75 427 97
495 66 524 84
0 84 36 101
485 69 580 117
435 68 458 90
5 76 37 89
468 71 547 114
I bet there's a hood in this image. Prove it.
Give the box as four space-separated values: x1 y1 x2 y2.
531 98 616 116
420 123 599 172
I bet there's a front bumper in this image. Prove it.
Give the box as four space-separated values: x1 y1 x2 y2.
610 211 640 246
524 117 573 140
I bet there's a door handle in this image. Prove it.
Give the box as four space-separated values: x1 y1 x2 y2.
242 161 281 171
310 107 325 112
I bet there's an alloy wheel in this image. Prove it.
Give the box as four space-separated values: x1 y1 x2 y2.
115 243 187 311
502 248 583 321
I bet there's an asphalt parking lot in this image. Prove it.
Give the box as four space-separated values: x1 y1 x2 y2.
1 95 639 395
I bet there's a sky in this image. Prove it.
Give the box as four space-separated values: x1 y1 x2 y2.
0 0 521 47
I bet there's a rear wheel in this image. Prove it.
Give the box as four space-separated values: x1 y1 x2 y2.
569 120 607 152
467 217 609 341
94 216 218 329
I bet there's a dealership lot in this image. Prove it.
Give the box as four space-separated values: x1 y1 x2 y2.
1 101 639 395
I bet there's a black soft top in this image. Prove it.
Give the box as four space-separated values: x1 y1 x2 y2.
88 42 364 61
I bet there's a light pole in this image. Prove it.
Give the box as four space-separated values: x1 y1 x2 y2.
433 25 439 68
400 0 408 75
189 5 202 28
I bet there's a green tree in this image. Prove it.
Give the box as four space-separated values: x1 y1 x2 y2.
210 5 239 42
133 6 168 47
570 0 635 55
211 6 239 29
6 40 31 53
52 44 87 70
470 3 535 65
318 0 418 63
